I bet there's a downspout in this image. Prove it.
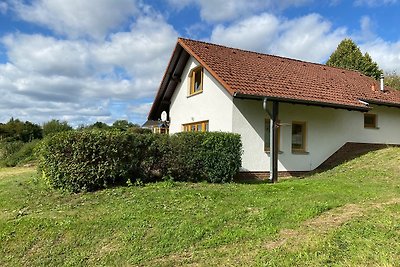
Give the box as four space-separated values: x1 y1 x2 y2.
263 98 279 183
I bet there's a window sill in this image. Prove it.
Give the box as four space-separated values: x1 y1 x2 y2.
188 90 203 98
265 150 284 154
292 150 309 155
364 126 379 129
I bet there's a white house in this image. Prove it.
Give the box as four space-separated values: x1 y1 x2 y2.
148 38 400 179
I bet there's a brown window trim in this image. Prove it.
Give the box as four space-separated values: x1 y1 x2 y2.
182 120 209 132
364 113 378 129
188 66 203 96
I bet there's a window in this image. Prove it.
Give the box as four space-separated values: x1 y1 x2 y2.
264 118 280 152
189 66 203 95
183 121 209 132
364 113 377 128
292 122 306 152
153 127 169 134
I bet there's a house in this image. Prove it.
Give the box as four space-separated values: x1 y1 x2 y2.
148 38 400 180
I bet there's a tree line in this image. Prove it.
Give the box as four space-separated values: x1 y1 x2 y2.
0 118 146 143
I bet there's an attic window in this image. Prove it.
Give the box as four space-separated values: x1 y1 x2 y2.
189 66 203 96
364 113 377 128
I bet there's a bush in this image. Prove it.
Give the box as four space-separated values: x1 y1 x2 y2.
0 141 24 160
1 140 40 167
38 131 142 192
38 130 242 192
169 132 242 183
135 133 171 182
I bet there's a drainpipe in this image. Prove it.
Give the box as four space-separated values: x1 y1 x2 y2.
380 74 385 92
263 98 279 183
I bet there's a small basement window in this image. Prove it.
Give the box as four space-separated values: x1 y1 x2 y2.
292 122 307 152
189 66 203 95
364 113 377 128
182 120 209 132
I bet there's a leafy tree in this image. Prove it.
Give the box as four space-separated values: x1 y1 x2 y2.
43 119 72 137
112 120 139 131
326 38 382 79
78 121 110 131
385 71 400 90
90 121 110 130
0 118 42 142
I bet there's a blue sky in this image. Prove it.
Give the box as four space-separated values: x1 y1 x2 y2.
0 0 399 126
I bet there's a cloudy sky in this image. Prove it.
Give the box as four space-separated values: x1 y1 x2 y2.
0 0 399 126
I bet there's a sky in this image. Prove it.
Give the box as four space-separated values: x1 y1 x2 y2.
0 0 399 127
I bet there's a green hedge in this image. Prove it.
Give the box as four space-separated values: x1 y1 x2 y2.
169 132 242 183
38 131 242 192
38 131 141 192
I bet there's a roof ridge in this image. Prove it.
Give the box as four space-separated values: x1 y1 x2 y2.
178 37 368 78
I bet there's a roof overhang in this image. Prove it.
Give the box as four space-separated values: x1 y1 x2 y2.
148 42 190 120
233 93 371 112
359 99 400 109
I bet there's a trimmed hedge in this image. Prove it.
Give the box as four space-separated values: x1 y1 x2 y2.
169 132 242 183
38 131 242 192
38 131 141 192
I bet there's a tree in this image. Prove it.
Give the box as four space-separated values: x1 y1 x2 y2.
385 71 400 90
0 118 42 142
43 119 72 137
111 120 139 131
326 38 382 79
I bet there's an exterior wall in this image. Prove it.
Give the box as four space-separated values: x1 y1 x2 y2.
169 57 234 133
232 99 400 172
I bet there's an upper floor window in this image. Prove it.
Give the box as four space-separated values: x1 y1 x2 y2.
364 113 377 128
292 121 307 152
183 120 209 132
189 66 203 96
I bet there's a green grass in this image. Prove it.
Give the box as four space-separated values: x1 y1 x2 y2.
0 147 399 266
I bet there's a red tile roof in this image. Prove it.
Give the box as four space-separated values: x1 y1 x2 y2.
148 38 400 120
178 38 400 110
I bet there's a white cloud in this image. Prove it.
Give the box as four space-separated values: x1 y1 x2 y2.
361 39 400 73
167 0 312 22
0 13 178 125
210 13 347 63
270 14 347 62
12 0 138 39
211 13 280 52
354 0 398 6
2 34 92 77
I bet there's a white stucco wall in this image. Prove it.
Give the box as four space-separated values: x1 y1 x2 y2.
169 57 234 133
232 99 400 172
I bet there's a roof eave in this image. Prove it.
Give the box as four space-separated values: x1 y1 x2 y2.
359 99 400 109
233 92 370 112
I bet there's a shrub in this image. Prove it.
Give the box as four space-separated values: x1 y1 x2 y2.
135 133 171 182
38 130 142 192
38 130 242 192
1 140 40 167
168 132 242 183
0 141 24 160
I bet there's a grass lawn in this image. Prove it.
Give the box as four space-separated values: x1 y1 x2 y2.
0 147 399 266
